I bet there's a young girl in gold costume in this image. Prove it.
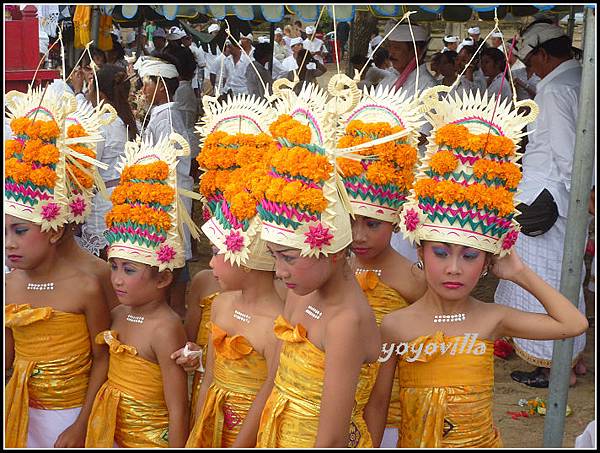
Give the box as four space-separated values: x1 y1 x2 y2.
336 85 428 446
171 93 284 447
366 86 589 447
5 86 114 447
253 76 381 448
84 134 192 447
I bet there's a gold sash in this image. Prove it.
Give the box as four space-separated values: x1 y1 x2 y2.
5 304 91 448
85 331 169 448
186 322 267 447
256 316 373 448
397 331 502 448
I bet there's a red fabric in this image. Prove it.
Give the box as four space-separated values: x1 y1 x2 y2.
393 57 417 91
493 338 514 359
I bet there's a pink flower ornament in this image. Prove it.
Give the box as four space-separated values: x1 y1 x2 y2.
202 206 212 222
225 231 244 253
304 223 334 250
41 202 61 221
69 196 87 217
502 230 519 250
157 244 176 264
404 208 420 232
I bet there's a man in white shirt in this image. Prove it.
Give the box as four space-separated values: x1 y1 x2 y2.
302 26 327 65
273 28 290 62
145 27 166 55
441 35 459 53
223 40 252 95
210 40 231 95
467 26 484 49
495 23 588 388
240 32 255 59
488 31 504 52
182 33 207 98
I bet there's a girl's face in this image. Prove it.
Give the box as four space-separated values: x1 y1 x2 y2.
350 215 394 261
420 241 488 301
5 215 57 270
109 257 166 306
209 246 246 291
267 242 334 296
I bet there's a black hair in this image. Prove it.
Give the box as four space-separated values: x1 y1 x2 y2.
350 54 369 68
372 47 390 68
95 64 138 140
106 36 125 63
481 47 507 70
165 45 196 80
539 35 575 59
148 51 181 98
253 42 272 64
440 50 458 66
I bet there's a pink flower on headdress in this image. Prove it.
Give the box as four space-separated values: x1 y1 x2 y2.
157 244 177 263
502 230 519 250
202 206 212 222
404 209 420 232
69 197 87 217
304 223 334 250
41 203 61 221
225 231 244 253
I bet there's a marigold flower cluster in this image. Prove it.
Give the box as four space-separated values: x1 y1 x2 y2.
67 144 96 189
67 124 87 138
121 161 170 182
472 159 522 189
336 120 417 190
5 157 58 187
271 145 333 183
10 117 60 141
429 150 458 175
197 131 276 170
414 178 514 216
111 181 176 207
264 178 328 214
222 163 272 220
106 203 172 232
269 114 311 144
435 124 516 157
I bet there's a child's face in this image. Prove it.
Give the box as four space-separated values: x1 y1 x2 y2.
420 241 488 301
350 215 394 261
5 215 55 270
208 246 246 291
109 257 163 306
266 242 335 296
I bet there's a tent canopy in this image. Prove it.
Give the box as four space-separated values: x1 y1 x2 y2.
103 4 587 25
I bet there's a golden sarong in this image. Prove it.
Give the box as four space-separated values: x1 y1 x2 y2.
5 304 91 448
256 316 373 448
397 331 502 448
85 330 169 448
356 271 410 428
186 322 267 447
190 292 218 427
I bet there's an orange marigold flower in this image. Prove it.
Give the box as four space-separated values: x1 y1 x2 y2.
336 157 363 177
10 117 32 136
106 204 172 231
414 178 437 198
230 191 257 220
29 166 58 188
25 121 42 140
39 121 60 140
435 124 470 149
35 144 60 165
5 158 31 183
434 180 466 205
430 150 458 175
271 146 332 182
112 181 175 206
394 144 418 167
67 124 87 138
366 161 396 185
67 164 94 189
121 161 169 182
199 170 219 197
5 139 24 158
22 139 44 162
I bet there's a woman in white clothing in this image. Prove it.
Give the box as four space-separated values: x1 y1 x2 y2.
82 64 138 258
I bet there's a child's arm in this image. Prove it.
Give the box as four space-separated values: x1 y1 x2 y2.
155 320 190 448
55 277 111 448
315 312 368 447
232 336 283 447
183 269 219 342
492 250 589 340
364 316 398 447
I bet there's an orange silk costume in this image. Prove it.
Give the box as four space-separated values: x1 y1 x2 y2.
256 316 375 448
356 270 410 428
397 331 502 448
5 304 91 448
190 292 218 427
186 322 268 447
85 331 169 448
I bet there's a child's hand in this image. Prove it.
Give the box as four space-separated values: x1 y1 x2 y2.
490 249 527 283
170 341 202 373
54 418 86 448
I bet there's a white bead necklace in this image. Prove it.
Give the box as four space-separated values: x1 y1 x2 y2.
433 313 466 323
305 305 323 320
354 268 382 277
233 309 252 324
126 314 145 324
27 282 55 291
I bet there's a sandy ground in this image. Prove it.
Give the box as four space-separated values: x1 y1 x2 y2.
188 198 595 448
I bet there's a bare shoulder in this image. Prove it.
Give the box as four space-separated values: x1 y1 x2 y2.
65 270 102 298
153 308 186 342
189 269 220 299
